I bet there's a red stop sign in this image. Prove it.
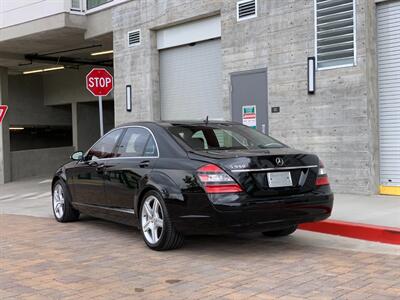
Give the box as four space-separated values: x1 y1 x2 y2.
86 68 113 97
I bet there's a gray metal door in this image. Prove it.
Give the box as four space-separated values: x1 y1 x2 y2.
231 69 268 133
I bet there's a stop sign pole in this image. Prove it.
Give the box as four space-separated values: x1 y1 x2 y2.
98 95 104 137
86 68 114 136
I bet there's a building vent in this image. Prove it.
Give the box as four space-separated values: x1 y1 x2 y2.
128 30 141 47
237 0 257 21
315 0 355 69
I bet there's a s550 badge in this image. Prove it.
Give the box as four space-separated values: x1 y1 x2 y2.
230 164 247 170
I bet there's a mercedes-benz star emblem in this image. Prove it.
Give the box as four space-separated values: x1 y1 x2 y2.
275 157 284 167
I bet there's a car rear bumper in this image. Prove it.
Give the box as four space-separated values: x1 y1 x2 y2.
168 190 334 235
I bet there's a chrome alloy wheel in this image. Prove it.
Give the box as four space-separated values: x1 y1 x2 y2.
53 184 65 219
141 195 164 244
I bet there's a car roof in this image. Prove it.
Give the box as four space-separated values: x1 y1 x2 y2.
117 120 241 128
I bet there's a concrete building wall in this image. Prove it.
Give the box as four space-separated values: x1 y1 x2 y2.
8 74 72 126
112 0 379 194
112 0 222 125
0 0 69 28
365 0 380 197
85 8 113 39
0 67 11 183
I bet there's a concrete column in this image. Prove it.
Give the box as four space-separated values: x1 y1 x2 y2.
71 102 78 151
0 67 11 184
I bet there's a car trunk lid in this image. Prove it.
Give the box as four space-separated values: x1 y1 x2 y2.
188 148 320 197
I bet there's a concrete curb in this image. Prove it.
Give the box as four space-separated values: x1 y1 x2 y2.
299 220 400 245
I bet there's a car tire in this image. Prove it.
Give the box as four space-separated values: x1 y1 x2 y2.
52 179 80 222
140 190 184 251
262 225 297 237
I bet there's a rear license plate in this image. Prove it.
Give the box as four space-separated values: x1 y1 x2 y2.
267 172 293 188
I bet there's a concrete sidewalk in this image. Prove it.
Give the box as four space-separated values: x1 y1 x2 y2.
332 194 400 228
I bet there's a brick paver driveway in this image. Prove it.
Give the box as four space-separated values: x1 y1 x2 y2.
1 214 399 300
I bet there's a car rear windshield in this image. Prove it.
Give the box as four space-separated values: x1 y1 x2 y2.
167 124 286 151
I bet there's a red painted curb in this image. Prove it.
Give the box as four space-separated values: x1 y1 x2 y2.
299 220 400 245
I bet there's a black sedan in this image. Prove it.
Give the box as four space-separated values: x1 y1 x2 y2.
52 121 333 250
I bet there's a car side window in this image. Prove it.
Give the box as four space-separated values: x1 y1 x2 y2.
117 127 158 158
86 129 123 161
143 135 158 157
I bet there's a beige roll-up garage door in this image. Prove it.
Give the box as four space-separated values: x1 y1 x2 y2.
160 39 223 121
377 0 400 195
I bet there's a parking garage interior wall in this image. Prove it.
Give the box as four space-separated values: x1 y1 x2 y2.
77 101 115 152
43 66 114 106
9 74 71 126
10 146 74 181
8 74 73 151
6 73 115 180
7 74 74 180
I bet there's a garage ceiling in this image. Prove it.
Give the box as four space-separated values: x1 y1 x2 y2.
0 28 113 74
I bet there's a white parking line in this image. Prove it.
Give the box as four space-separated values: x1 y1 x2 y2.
1 197 22 203
20 193 39 199
39 179 52 184
0 194 16 201
27 192 51 200
1 192 50 203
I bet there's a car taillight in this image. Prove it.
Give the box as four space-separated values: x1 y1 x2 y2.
316 160 330 186
197 164 243 193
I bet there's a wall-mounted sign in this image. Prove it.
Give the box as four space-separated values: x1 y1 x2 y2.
271 107 280 113
0 105 8 124
242 105 256 129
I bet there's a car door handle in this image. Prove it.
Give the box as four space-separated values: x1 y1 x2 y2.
88 161 98 167
96 164 105 173
139 160 150 168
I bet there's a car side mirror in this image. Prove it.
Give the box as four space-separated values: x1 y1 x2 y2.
71 151 84 161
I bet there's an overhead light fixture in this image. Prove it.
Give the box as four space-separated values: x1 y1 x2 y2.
9 127 25 131
23 66 64 75
23 69 44 75
43 66 65 72
91 50 113 56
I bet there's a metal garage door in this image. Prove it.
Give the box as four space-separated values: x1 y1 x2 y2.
160 39 222 121
377 0 400 195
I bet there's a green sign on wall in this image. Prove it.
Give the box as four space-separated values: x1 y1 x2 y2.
242 105 257 129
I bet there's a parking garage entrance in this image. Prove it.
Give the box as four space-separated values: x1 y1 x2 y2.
0 30 114 182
